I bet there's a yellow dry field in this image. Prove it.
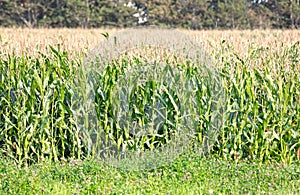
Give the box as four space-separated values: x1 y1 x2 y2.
0 28 299 58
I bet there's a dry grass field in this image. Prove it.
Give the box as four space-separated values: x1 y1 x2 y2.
1 28 299 57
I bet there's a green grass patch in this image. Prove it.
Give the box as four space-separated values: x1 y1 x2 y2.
0 154 299 194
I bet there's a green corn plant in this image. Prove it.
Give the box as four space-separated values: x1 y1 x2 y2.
0 46 83 165
0 40 299 166
216 41 300 164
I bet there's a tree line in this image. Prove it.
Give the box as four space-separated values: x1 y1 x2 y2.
0 0 299 29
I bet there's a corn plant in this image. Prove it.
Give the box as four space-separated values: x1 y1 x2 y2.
0 32 299 167
216 41 300 164
0 46 83 165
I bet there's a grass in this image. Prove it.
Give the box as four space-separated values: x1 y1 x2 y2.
0 154 299 194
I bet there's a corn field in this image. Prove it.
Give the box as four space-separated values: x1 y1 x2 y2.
0 28 299 166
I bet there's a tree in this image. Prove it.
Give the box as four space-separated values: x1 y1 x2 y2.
0 0 299 28
12 0 46 28
211 0 249 29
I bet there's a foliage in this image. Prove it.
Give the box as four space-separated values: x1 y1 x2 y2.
0 0 300 29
